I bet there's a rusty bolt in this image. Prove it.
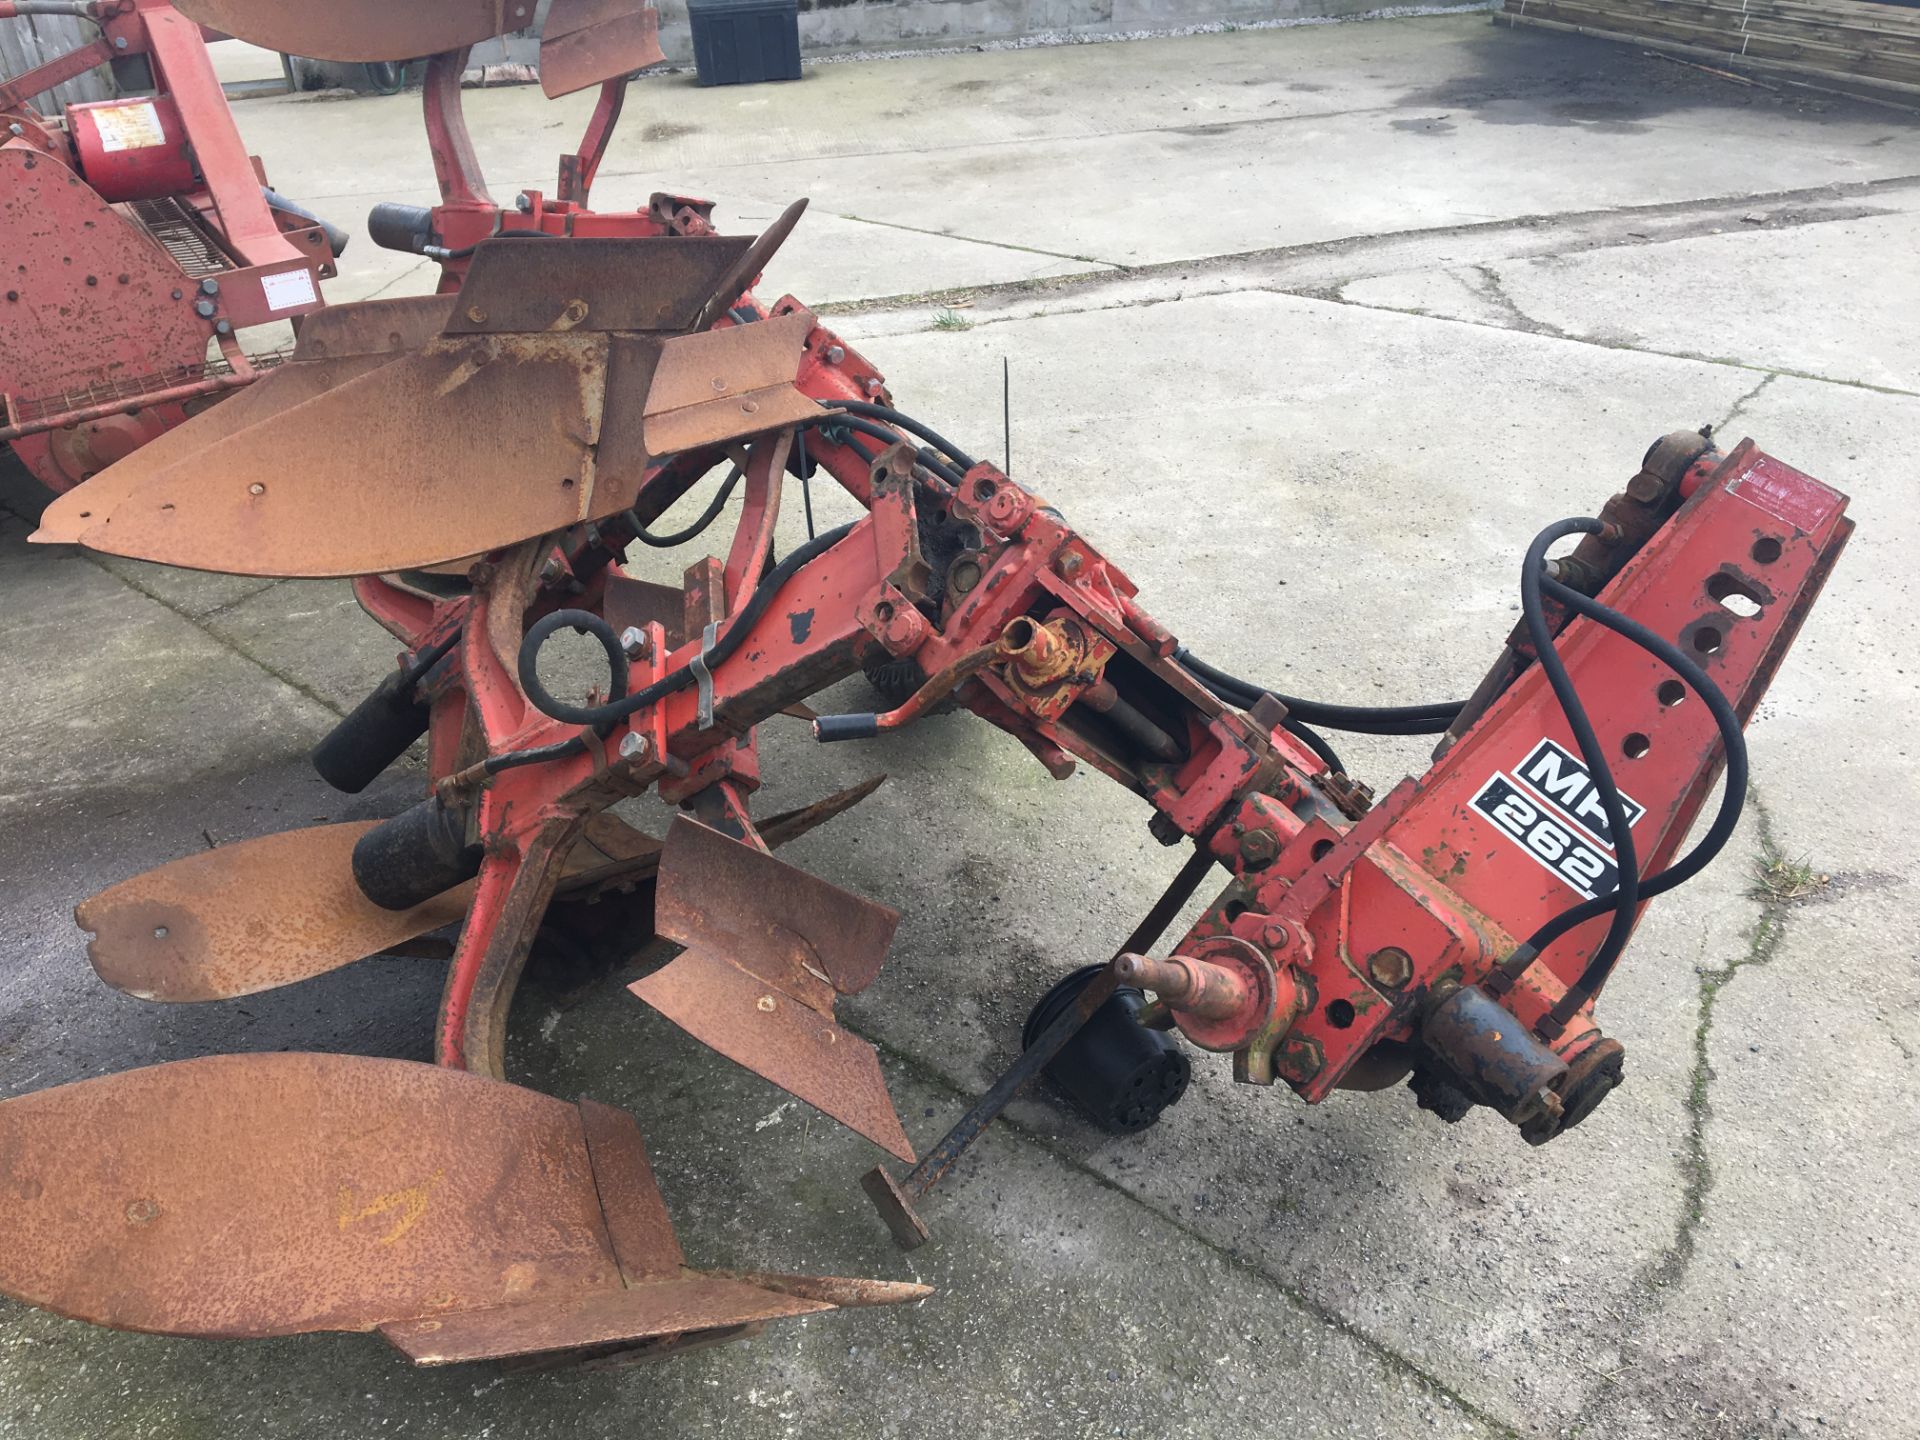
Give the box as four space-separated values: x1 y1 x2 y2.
987 491 1024 528
1056 551 1083 578
1366 947 1414 989
618 732 650 762
466 305 488 325
619 626 648 659
825 344 846 364
1258 919 1291 955
1238 828 1281 868
1626 470 1665 504
538 557 564 586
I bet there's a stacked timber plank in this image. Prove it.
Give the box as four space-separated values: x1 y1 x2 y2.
0 12 113 110
1496 0 1920 100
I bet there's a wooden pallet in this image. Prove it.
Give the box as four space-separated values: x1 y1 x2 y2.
1498 0 1920 100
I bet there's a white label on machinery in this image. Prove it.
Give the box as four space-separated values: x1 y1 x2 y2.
1468 740 1644 901
260 268 318 313
93 101 167 152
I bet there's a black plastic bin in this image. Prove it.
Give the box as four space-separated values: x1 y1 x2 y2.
688 0 802 87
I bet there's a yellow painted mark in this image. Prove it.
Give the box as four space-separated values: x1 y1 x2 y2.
336 1168 444 1247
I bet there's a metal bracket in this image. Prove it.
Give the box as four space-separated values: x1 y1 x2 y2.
692 620 718 730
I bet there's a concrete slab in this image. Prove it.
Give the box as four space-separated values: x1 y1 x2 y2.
1339 210 1920 392
225 17 1919 309
0 488 336 825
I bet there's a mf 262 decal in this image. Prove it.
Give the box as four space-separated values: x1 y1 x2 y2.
1469 739 1645 901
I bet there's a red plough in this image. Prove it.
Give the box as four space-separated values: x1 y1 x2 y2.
0 0 1853 1371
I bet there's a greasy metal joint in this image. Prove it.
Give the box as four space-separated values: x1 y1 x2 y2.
1112 936 1299 1078
1418 983 1569 1130
858 587 930 658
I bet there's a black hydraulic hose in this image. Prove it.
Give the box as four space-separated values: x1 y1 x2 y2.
1511 519 1639 1035
825 400 978 473
1173 647 1463 735
797 411 962 486
1282 716 1345 776
1176 660 1344 769
431 229 561 261
517 521 859 730
481 610 633 774
485 736 588 774
628 464 742 548
1501 573 1749 1026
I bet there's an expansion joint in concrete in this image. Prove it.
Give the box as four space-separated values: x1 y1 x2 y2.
858 1027 1524 1438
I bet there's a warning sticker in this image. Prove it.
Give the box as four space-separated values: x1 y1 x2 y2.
93 101 167 153
1728 453 1844 535
260 268 318 313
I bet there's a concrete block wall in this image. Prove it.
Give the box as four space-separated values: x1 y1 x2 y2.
649 0 1478 62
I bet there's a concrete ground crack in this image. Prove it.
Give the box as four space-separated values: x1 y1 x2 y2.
95 561 348 720
1712 372 1781 435
835 211 1119 269
1567 784 1802 1433
819 175 1920 322
1463 263 1572 339
0 491 346 722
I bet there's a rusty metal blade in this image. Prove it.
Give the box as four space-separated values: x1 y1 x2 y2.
445 237 753 336
33 295 458 546
578 1097 684 1280
631 948 914 1162
631 817 911 1161
642 311 817 456
692 198 810 333
709 1270 932 1308
654 815 898 997
0 1053 924 1362
378 1278 829 1365
80 815 668 1003
31 351 406 548
71 333 609 577
292 294 459 362
540 0 665 97
757 774 887 848
173 0 535 61
78 822 470 1002
0 1053 626 1338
